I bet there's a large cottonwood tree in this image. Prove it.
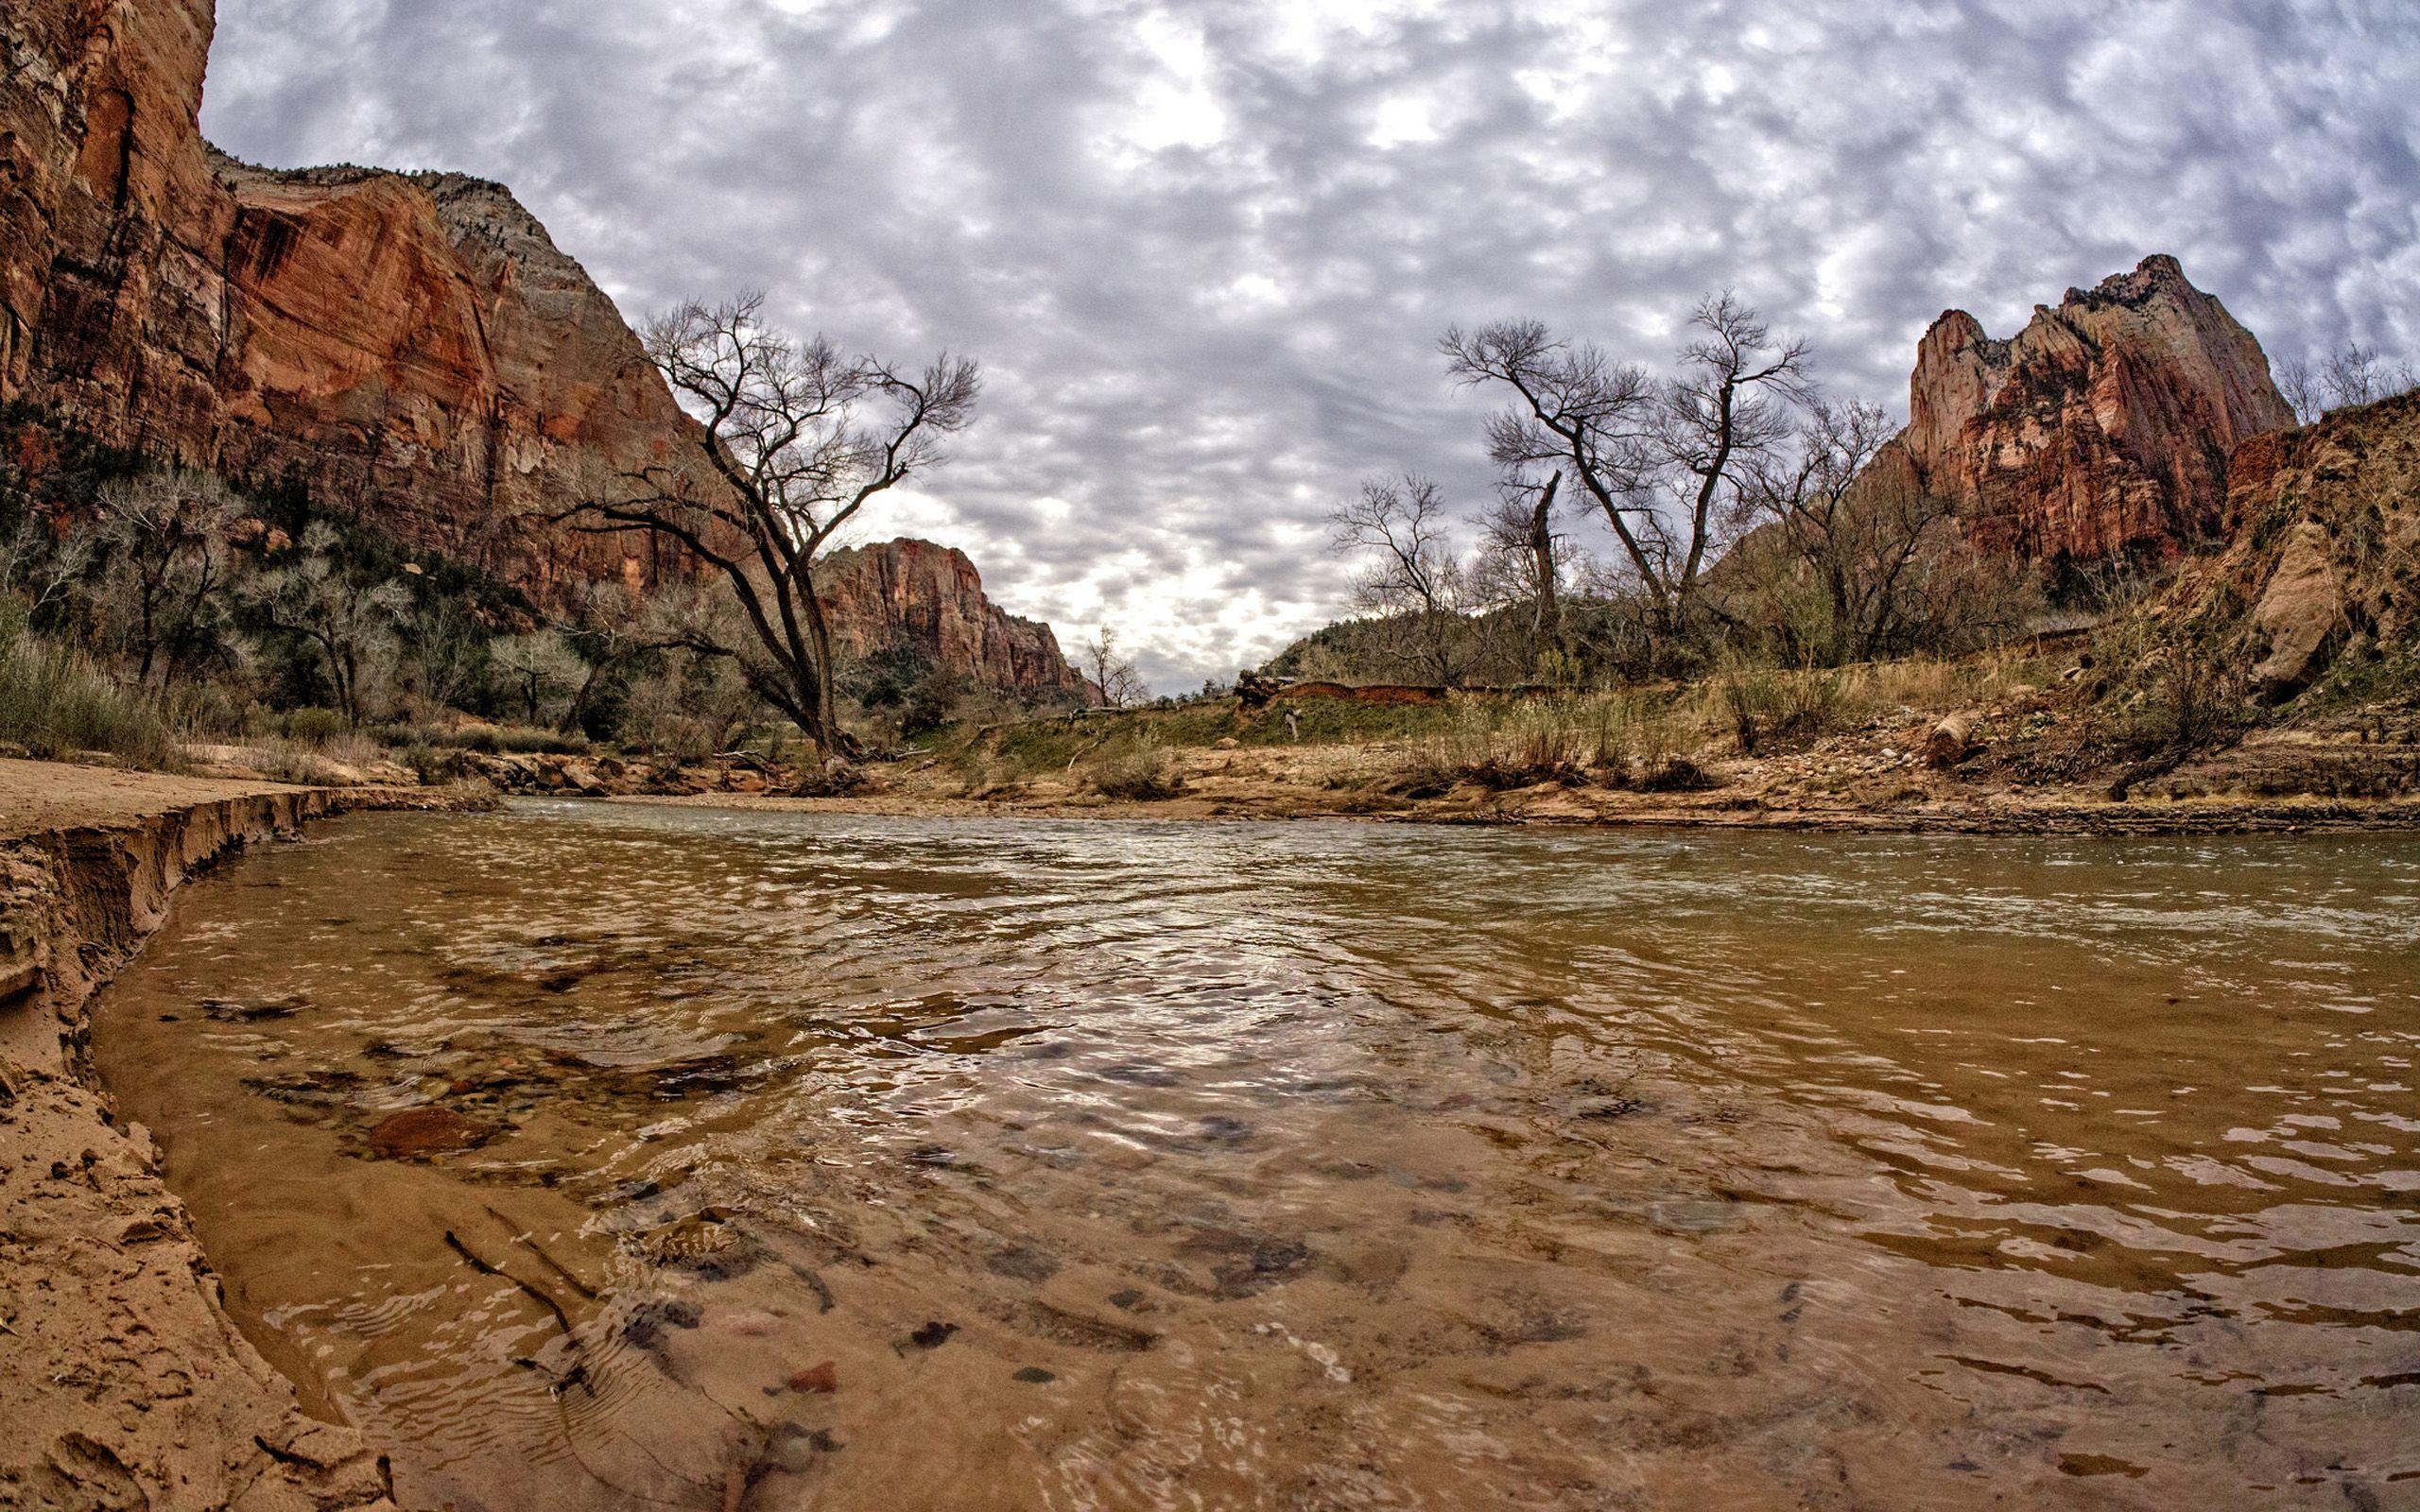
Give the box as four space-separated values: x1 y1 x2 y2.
1443 293 1807 639
565 295 979 753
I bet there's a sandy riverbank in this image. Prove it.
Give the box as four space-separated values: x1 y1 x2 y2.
0 759 471 1511
614 747 2420 835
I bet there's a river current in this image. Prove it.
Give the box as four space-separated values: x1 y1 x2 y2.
93 801 2420 1509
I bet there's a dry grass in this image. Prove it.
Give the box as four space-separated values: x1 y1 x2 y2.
1086 733 1187 799
1393 692 1702 793
0 620 180 766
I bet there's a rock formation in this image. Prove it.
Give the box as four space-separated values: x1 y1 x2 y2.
2 0 1080 698
1883 254 2296 560
816 539 1088 702
2164 388 2419 701
2 0 713 597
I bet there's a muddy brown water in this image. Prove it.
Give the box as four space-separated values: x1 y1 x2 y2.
92 801 2420 1510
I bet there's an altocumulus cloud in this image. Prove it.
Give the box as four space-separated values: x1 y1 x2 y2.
201 0 2419 690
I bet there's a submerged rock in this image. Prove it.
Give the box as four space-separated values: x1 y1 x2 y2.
365 1106 493 1159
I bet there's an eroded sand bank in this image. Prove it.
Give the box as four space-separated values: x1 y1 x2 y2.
0 759 460 1510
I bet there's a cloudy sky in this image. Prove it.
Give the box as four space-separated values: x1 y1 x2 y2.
199 0 2419 689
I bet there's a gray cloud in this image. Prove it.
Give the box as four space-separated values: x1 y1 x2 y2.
200 0 2420 689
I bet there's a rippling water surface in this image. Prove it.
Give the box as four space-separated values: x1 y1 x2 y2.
93 802 2420 1509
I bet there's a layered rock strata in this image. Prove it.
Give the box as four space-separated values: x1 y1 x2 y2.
3 0 717 597
1880 254 2295 560
817 539 1088 702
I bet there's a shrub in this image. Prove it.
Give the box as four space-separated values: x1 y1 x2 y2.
0 613 180 765
2119 655 2243 757
1635 755 1718 792
1717 662 1779 752
418 723 589 756
1713 660 1840 754
1087 735 1186 800
282 706 348 747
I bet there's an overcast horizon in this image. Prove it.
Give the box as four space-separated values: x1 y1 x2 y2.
199 0 2419 692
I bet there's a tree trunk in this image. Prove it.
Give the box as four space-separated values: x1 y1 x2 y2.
1528 472 1561 649
796 576 844 753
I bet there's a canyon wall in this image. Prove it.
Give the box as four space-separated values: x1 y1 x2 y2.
3 0 708 596
1882 254 2295 560
817 539 1089 703
1 0 1080 698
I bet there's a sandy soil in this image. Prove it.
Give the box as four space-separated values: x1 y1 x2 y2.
0 758 320 840
621 733 2420 835
0 760 463 1511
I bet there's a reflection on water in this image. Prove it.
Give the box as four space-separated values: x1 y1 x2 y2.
94 802 2420 1509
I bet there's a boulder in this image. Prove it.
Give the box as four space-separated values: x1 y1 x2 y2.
1922 713 1978 769
2249 520 2343 700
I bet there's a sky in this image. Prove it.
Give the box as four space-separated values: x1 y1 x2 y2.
199 0 2420 691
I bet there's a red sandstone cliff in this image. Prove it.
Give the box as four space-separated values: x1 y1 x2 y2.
817 539 1088 702
1 0 1080 698
1 0 710 596
1884 254 2295 560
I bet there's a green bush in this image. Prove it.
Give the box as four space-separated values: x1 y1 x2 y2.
282 706 349 747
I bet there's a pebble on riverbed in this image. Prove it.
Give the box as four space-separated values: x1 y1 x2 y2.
786 1361 839 1393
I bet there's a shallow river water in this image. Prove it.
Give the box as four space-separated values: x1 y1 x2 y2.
94 801 2420 1510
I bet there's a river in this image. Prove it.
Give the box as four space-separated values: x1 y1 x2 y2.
91 800 2420 1509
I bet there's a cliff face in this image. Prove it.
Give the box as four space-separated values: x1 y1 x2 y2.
1892 254 2295 560
817 539 1087 702
2 0 710 597
2 0 1076 698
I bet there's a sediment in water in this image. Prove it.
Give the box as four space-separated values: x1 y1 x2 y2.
0 766 468 1511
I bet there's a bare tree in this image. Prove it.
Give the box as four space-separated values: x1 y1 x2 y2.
2282 342 2420 422
91 469 244 687
0 509 93 628
251 521 407 726
394 593 486 712
1442 321 1660 617
1443 293 1806 638
562 294 980 753
1081 625 1147 709
2276 355 2325 425
1473 470 1565 650
1738 399 1911 654
492 627 585 727
1649 293 1810 597
2321 342 2418 410
555 578 734 736
1329 475 1472 686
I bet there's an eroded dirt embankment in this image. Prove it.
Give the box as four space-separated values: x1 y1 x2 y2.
0 761 466 1511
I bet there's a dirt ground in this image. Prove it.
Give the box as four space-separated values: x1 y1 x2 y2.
0 757 320 840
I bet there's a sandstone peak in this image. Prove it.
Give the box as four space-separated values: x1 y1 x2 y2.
1894 253 2293 560
816 539 1088 703
3 0 1082 702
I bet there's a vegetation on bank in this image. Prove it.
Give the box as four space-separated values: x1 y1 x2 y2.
913 646 2073 802
0 403 1065 780
2 332 2411 805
